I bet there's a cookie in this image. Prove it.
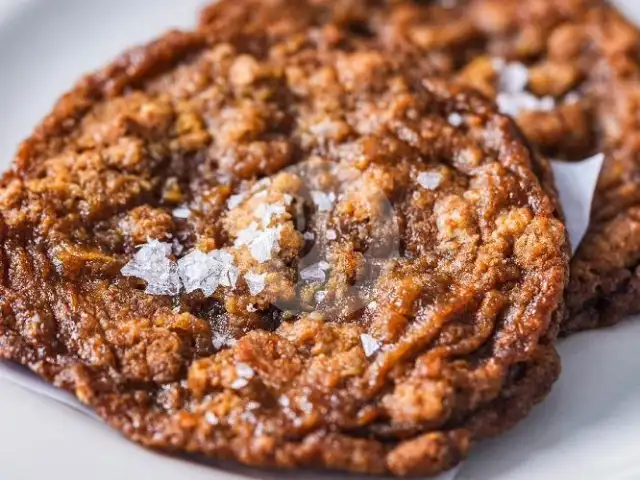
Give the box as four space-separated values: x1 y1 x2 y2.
200 0 640 333
0 18 567 478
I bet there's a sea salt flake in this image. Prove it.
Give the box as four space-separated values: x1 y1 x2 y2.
205 412 219 425
172 205 191 219
448 113 463 127
360 334 381 358
209 250 239 288
255 202 287 227
497 91 555 118
212 322 236 351
311 191 336 212
235 222 262 247
247 304 258 313
315 290 328 303
299 397 314 414
178 251 219 296
227 193 246 209
496 61 529 93
249 227 282 263
231 378 250 390
236 363 255 379
121 240 181 296
245 272 267 296
236 223 282 263
300 261 330 283
178 249 239 296
326 229 337 241
539 95 556 111
303 231 315 241
493 59 557 117
417 171 443 190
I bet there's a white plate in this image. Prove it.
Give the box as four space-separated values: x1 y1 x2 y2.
1 1 640 479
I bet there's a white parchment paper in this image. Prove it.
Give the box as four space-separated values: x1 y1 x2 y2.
550 154 604 253
0 154 602 480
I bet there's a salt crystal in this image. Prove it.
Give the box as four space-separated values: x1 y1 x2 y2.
178 250 220 296
178 249 239 296
211 319 236 350
326 229 337 241
299 397 314 414
448 113 463 127
247 304 258 313
493 59 557 117
360 334 381 358
235 222 262 247
539 95 556 111
249 227 282 263
369 301 378 310
496 61 529 93
227 193 246 209
300 262 330 283
209 250 239 288
172 205 191 219
255 202 287 227
205 412 219 425
236 363 255 379
417 171 442 190
245 272 266 295
121 240 181 296
231 363 255 389
283 194 294 205
497 91 555 118
231 378 250 390
236 223 282 263
315 290 327 303
311 191 336 212
303 231 315 241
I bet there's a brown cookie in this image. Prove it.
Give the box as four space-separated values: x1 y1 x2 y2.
201 0 640 333
0 15 568 479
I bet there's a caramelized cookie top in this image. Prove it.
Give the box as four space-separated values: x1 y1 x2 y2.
200 0 640 333
0 9 567 477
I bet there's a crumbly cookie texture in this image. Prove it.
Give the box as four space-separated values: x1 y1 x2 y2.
0 8 568 480
201 0 640 333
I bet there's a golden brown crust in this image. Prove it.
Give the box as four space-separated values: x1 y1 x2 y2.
0 3 569 478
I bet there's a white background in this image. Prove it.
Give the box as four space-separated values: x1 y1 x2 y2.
1 1 640 479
